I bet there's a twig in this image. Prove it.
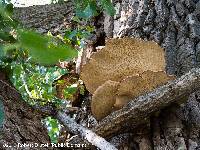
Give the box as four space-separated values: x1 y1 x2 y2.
57 111 117 150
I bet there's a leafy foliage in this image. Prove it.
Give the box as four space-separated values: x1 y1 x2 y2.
100 0 116 16
44 117 61 143
0 1 78 142
75 0 98 19
0 2 17 43
62 83 78 99
64 25 94 48
0 0 116 143
10 63 68 105
74 0 115 19
18 30 78 65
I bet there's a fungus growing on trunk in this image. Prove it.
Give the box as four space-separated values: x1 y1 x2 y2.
115 75 148 109
91 80 119 120
81 38 175 120
115 71 175 110
81 38 166 94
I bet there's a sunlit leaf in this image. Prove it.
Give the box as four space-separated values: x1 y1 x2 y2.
18 30 78 65
65 86 77 95
11 63 68 104
45 117 60 143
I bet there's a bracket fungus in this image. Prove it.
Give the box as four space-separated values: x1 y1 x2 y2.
115 75 148 109
81 38 166 94
115 71 175 110
91 80 119 120
81 38 175 120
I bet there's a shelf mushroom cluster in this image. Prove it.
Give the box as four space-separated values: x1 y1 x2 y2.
81 38 175 120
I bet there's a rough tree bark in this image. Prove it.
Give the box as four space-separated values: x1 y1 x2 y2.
107 0 200 149
0 71 53 150
14 2 74 35
9 0 200 149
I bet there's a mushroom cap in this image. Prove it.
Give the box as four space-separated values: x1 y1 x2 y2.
91 80 119 120
115 75 148 109
115 71 175 109
141 70 175 90
81 38 165 94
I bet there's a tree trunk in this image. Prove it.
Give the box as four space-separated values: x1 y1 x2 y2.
106 0 200 149
0 71 52 150
12 0 200 149
14 2 74 35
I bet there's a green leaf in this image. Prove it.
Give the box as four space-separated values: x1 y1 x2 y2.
86 25 95 32
84 2 96 18
72 16 81 23
50 119 58 129
11 63 68 104
100 0 116 16
5 3 13 16
45 117 60 143
0 31 13 41
65 86 77 95
76 1 98 19
65 29 77 40
0 3 17 28
3 43 20 50
19 30 48 48
18 30 78 65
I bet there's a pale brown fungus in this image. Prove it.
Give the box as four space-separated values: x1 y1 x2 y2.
115 75 148 109
81 38 166 94
81 38 174 120
91 80 119 120
115 71 175 109
141 70 175 90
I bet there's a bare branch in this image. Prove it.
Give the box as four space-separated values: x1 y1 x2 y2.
57 111 117 150
94 68 200 138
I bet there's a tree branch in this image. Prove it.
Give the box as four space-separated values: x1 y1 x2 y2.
3 67 200 147
57 111 117 150
94 68 200 138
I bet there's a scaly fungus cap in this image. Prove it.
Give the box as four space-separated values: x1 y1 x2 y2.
141 70 175 90
81 38 166 94
115 71 175 109
115 75 148 109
